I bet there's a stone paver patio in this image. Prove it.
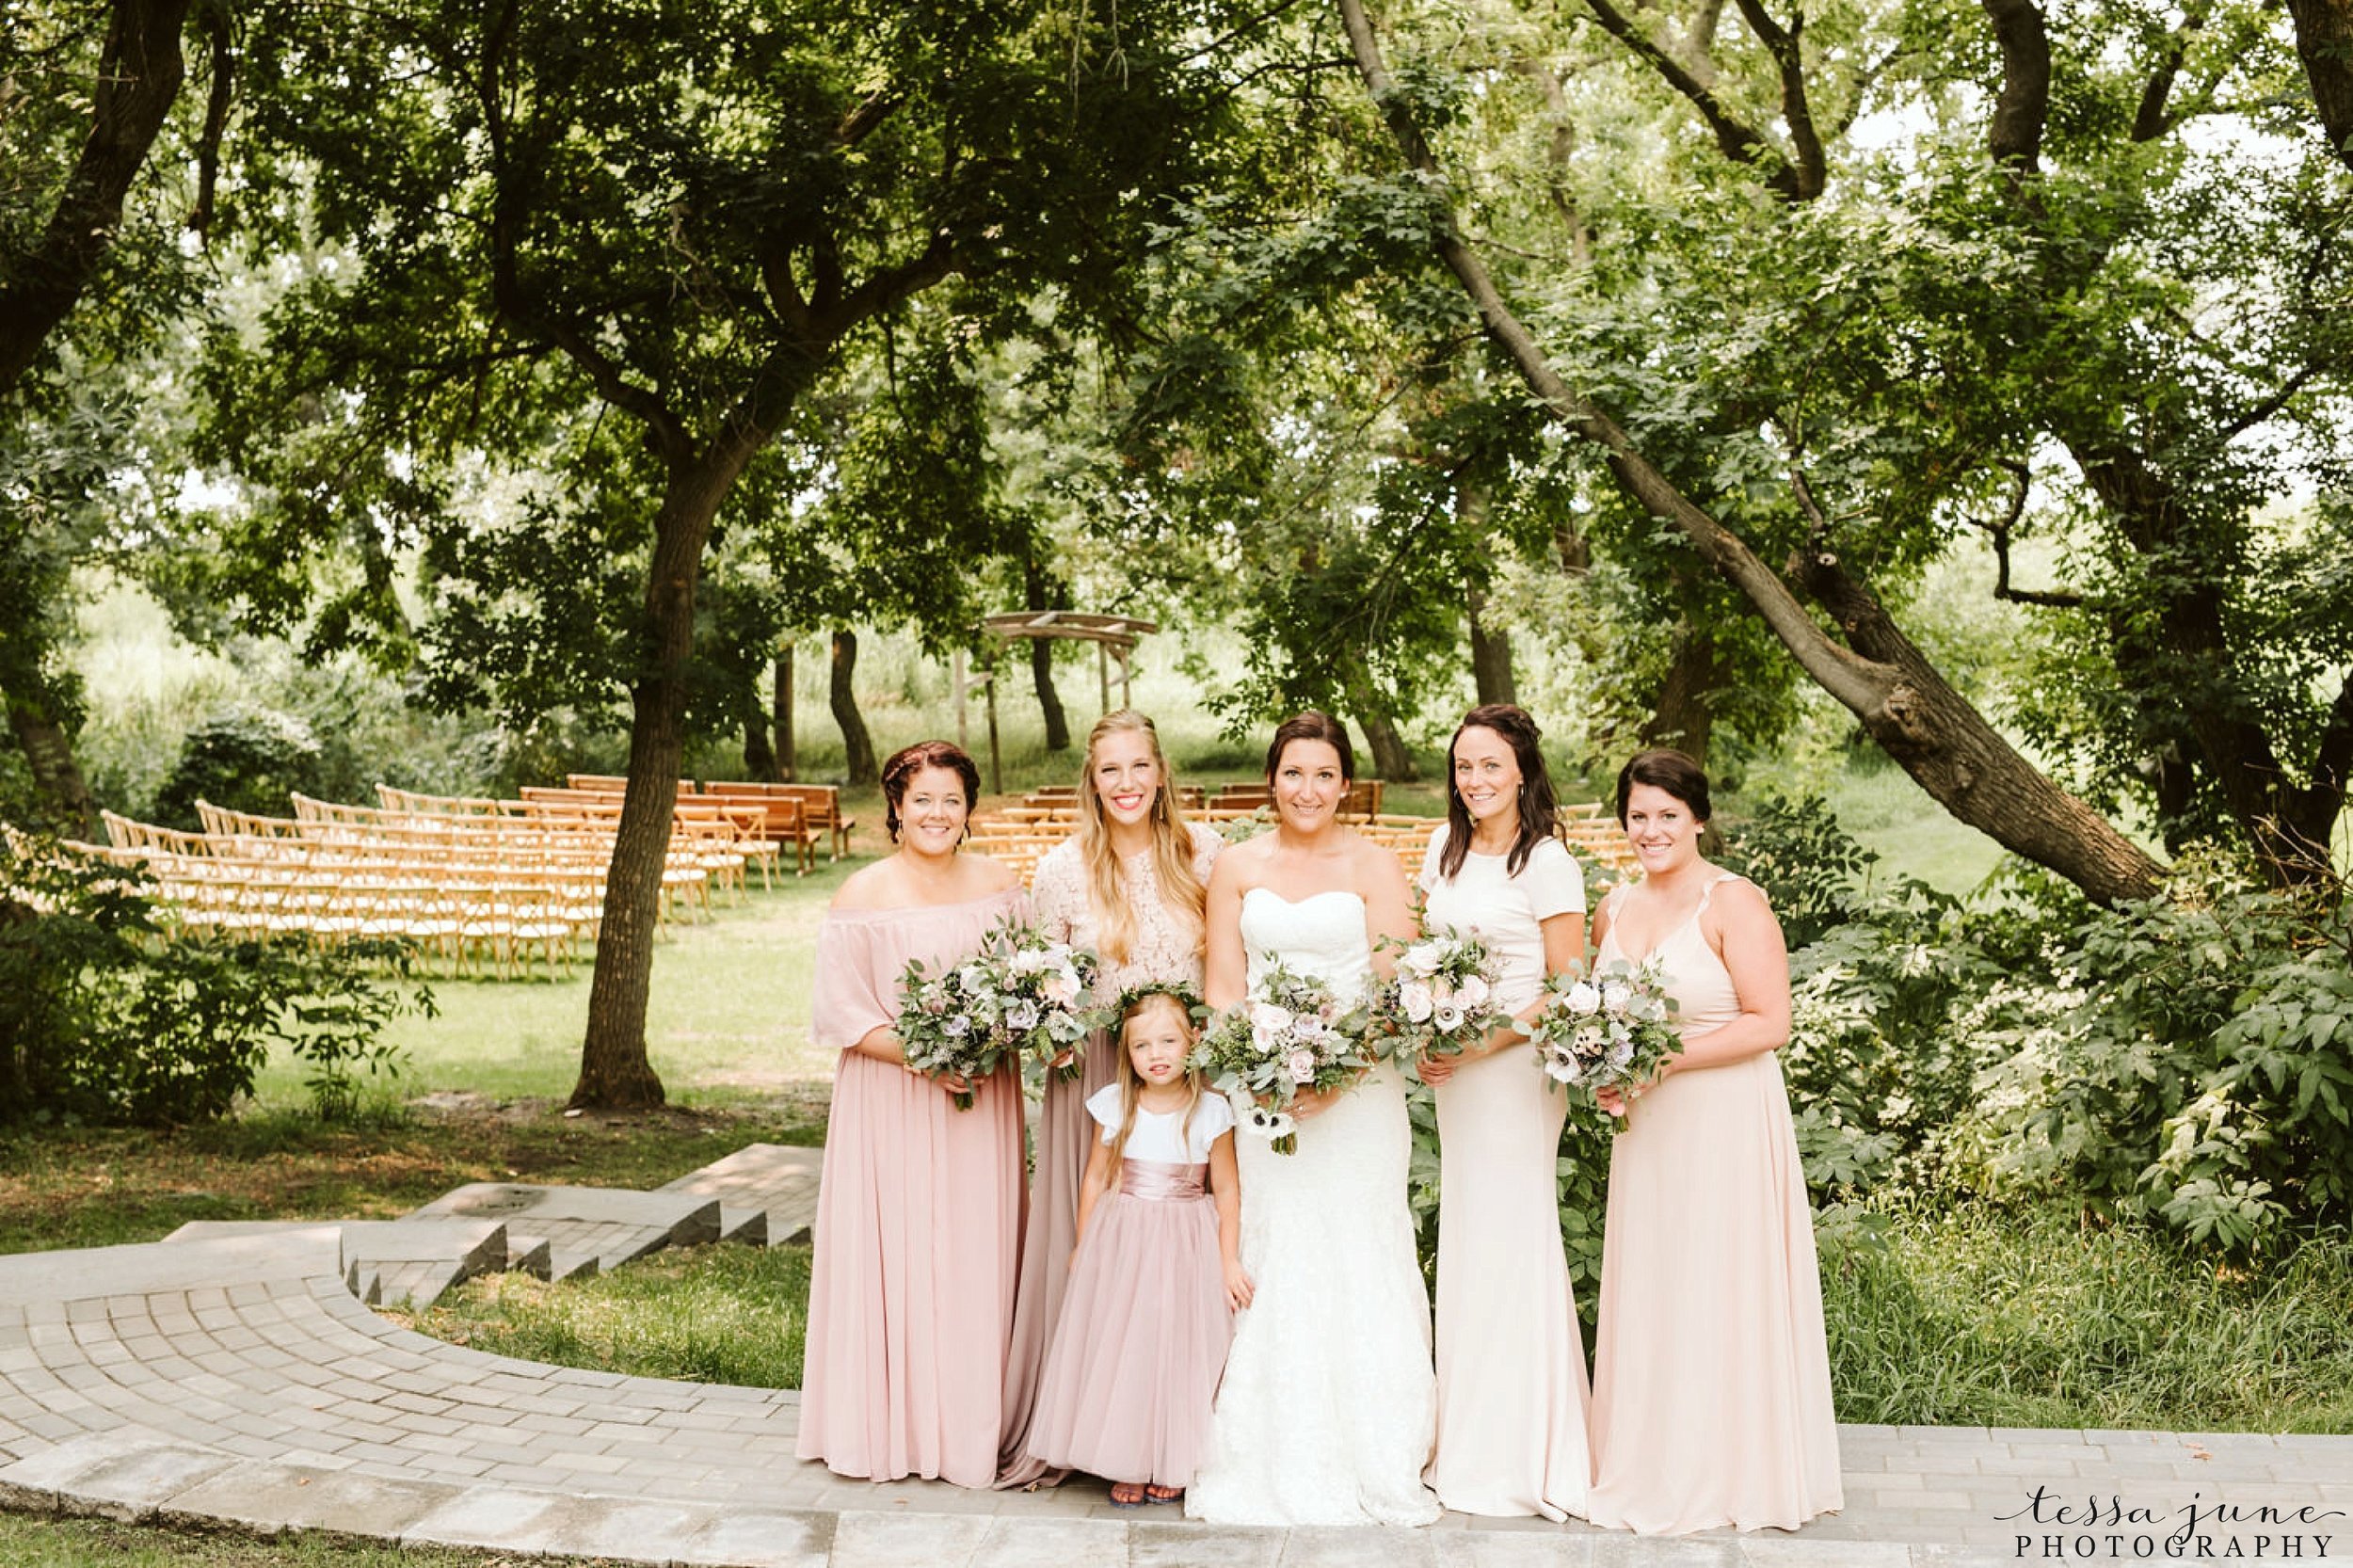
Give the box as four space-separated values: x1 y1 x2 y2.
0 1145 2342 1566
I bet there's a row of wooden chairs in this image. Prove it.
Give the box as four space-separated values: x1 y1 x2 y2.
565 775 855 865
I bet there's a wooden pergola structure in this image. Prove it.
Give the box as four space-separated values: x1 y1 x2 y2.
955 611 1160 793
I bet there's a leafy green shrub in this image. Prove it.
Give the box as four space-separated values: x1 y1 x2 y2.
0 836 425 1124
1956 855 2353 1252
1718 791 1877 949
152 707 324 828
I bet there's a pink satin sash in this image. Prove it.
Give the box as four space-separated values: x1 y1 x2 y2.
1119 1158 1209 1201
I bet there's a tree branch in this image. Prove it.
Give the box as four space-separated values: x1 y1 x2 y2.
0 0 193 394
1578 0 1805 201
1729 0 1826 198
2222 361 2324 440
2131 0 2209 142
1981 0 2050 177
185 0 235 240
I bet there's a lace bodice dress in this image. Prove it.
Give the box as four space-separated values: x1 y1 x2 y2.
1184 888 1440 1527
996 822 1223 1487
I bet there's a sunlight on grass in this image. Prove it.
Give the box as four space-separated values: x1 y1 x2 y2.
401 1244 812 1391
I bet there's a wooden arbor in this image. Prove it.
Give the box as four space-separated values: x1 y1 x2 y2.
959 611 1160 792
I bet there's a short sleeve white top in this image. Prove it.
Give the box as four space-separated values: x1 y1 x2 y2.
1085 1082 1237 1163
1417 823 1589 1014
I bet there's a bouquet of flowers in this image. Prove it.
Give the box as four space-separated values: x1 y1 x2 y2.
1372 926 1506 1084
1190 961 1374 1154
898 919 1100 1110
1527 959 1682 1115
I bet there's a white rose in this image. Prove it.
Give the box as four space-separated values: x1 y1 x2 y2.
1600 982 1632 1016
1564 981 1601 1017
1250 1001 1295 1034
1286 1048 1318 1083
1400 982 1434 1024
1457 975 1490 1010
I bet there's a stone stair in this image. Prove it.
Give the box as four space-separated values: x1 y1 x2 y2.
155 1143 824 1311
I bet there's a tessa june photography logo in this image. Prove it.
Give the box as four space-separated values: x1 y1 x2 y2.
2002 1487 2345 1560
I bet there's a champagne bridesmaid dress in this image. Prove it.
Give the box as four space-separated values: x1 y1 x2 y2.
1586 872 1843 1534
798 885 1029 1489
1419 824 1593 1520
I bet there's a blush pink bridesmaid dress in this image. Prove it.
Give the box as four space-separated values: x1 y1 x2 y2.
797 884 1029 1489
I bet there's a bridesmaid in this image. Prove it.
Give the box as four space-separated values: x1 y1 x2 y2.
1585 748 1843 1534
998 710 1222 1486
1416 704 1592 1520
798 740 1029 1489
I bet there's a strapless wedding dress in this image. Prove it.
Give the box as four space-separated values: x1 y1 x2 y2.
1185 888 1440 1527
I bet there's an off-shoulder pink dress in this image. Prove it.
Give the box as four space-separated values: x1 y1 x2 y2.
798 883 1030 1489
997 823 1221 1486
1585 872 1843 1533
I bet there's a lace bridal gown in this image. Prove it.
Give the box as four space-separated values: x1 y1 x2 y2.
1185 888 1440 1527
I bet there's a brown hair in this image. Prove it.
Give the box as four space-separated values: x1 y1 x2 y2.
1264 711 1354 785
1076 711 1208 968
881 741 982 842
1437 703 1561 880
1103 991 1205 1186
1615 747 1712 825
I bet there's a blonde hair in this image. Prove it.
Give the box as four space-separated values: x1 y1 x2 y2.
1078 711 1209 966
1105 991 1205 1181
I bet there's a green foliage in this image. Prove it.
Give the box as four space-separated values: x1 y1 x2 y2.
152 707 323 829
1718 792 1880 949
1961 857 2353 1252
0 836 424 1125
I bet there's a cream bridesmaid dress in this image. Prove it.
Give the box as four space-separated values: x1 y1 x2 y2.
1585 872 1843 1534
1419 823 1592 1520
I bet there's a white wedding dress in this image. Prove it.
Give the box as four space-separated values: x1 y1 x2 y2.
1185 888 1441 1527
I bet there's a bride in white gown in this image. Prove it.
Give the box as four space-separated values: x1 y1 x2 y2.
1186 713 1440 1528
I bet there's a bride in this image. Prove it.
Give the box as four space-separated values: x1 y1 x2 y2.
1185 712 1440 1527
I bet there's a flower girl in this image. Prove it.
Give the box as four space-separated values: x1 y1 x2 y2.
1023 986 1250 1507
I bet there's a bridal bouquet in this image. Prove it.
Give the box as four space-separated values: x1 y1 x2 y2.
898 919 1100 1110
1527 959 1682 1114
1372 926 1506 1084
1190 961 1374 1154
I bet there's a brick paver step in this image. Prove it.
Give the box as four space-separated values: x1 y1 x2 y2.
0 1152 2340 1567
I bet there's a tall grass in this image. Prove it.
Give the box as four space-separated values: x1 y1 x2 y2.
1823 1199 2353 1432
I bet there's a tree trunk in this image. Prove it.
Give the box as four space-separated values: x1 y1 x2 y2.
831 630 878 786
1023 557 1071 750
3 681 97 841
774 644 796 782
2286 0 2353 172
1342 658 1418 781
1466 582 1517 709
574 470 751 1112
1337 0 2166 904
741 696 776 782
1458 474 1517 708
1641 616 1724 763
0 0 192 396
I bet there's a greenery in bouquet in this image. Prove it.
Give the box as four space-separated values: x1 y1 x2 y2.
896 919 1099 1110
1529 960 1682 1119
1190 961 1374 1154
1373 926 1507 1084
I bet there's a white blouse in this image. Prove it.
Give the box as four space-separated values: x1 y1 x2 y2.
1086 1082 1237 1163
1417 823 1588 1014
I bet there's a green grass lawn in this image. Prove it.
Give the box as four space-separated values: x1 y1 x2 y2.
0 1515 604 1568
